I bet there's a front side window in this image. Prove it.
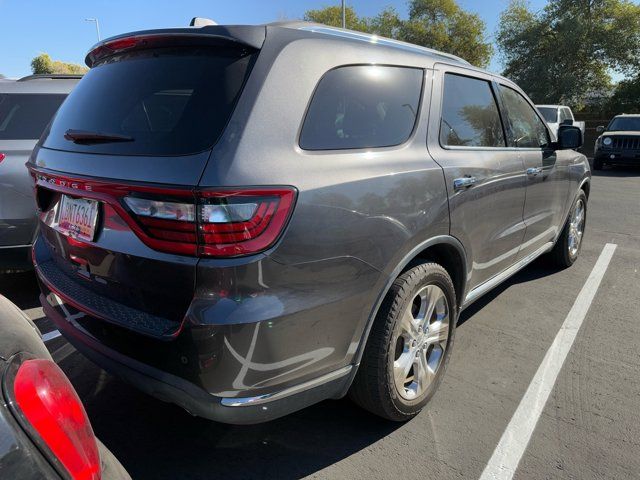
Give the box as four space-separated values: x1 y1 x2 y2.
440 73 505 148
499 86 550 148
299 65 423 150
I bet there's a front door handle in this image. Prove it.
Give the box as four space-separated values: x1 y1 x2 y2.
526 167 543 176
453 176 477 190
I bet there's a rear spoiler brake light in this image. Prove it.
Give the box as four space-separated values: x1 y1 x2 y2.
85 26 266 67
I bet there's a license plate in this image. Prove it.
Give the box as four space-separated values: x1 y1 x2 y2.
57 195 99 242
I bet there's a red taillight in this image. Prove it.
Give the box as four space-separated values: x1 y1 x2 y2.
122 188 296 257
198 189 296 257
104 36 139 51
13 359 101 480
30 169 297 258
0 153 6 164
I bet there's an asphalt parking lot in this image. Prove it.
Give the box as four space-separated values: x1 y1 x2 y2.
1 165 639 480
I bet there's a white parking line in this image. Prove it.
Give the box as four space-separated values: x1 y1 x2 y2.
23 306 45 320
479 243 617 480
41 329 62 342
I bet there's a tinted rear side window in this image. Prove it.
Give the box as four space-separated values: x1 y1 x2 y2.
43 47 256 156
440 73 505 148
299 66 423 150
0 94 66 140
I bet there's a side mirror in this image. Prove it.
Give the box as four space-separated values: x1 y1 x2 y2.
561 118 573 126
596 125 605 134
557 125 583 150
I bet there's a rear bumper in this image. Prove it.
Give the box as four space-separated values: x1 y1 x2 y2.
40 293 352 424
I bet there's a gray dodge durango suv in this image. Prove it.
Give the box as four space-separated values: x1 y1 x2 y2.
30 22 590 424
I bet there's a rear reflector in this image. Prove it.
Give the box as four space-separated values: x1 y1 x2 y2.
13 359 101 480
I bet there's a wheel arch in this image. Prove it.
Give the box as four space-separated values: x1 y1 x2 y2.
350 235 467 371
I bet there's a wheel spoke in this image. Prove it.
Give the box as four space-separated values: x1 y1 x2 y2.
415 349 432 394
425 321 449 345
422 285 442 325
400 309 420 340
393 350 415 392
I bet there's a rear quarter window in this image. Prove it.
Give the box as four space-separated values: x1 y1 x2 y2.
43 46 256 156
0 94 66 140
299 65 423 151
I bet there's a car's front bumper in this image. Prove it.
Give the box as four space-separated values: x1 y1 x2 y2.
595 149 640 165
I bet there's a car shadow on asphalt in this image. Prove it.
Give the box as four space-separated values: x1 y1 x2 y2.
69 360 401 480
591 165 640 177
0 270 41 310
457 255 557 327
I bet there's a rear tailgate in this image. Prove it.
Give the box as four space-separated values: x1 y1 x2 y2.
30 31 261 336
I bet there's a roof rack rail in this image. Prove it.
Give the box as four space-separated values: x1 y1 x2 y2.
17 74 84 82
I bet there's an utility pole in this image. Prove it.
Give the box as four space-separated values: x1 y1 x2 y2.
85 18 101 41
342 0 346 29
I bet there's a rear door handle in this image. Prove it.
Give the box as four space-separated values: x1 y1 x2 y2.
526 167 543 176
453 176 477 190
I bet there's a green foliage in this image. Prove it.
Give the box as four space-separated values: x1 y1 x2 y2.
30 53 88 75
608 77 640 113
303 1 492 68
304 5 369 31
496 0 640 107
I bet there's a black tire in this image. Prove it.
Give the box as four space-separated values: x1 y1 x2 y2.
550 190 587 268
349 262 457 421
593 158 603 170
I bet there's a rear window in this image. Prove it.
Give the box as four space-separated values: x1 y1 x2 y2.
299 65 423 151
43 47 256 156
0 94 66 140
538 107 558 123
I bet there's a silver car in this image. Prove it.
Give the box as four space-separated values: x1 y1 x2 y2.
0 74 80 271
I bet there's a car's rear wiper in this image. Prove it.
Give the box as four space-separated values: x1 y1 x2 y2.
64 129 134 144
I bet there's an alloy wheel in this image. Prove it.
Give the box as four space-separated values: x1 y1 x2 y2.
393 284 450 400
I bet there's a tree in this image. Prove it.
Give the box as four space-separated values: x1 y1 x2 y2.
30 53 88 75
608 77 640 113
496 0 640 107
303 1 492 68
304 6 369 31
400 0 492 68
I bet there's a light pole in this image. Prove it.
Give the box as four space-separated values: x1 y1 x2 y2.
85 18 101 41
342 0 346 29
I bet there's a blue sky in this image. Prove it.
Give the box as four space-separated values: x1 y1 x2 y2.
0 0 548 78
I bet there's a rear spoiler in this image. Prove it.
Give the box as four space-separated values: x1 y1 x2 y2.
85 26 266 67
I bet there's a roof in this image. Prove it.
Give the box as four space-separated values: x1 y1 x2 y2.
289 23 470 66
86 20 471 69
0 74 81 94
536 105 569 109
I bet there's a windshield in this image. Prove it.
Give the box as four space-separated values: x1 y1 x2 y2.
0 93 66 140
43 46 256 156
537 107 558 123
607 116 640 131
